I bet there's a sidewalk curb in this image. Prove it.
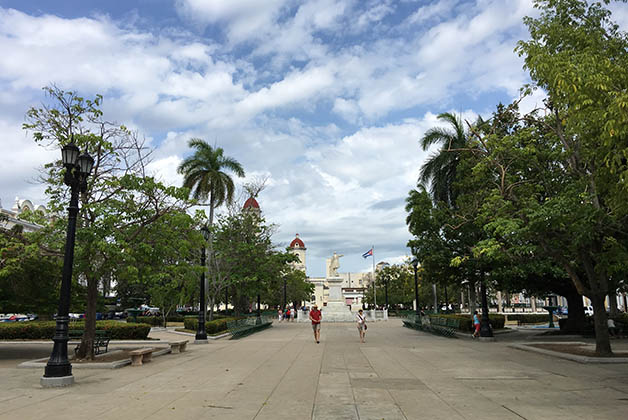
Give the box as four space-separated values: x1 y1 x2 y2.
509 342 628 364
17 347 172 369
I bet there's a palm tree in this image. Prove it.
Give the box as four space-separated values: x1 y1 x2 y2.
177 138 245 226
419 112 468 207
178 139 244 323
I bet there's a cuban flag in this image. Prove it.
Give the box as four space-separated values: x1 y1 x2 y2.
362 248 373 258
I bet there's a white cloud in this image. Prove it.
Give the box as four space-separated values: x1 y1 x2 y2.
175 0 290 44
0 0 553 276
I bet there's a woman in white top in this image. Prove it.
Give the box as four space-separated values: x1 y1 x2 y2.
356 309 367 343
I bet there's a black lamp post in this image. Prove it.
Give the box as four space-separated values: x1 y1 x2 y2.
257 293 261 321
282 277 287 310
42 143 94 387
195 225 210 343
384 274 389 309
411 258 420 317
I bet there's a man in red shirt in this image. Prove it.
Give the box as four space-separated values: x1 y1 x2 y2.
309 305 322 343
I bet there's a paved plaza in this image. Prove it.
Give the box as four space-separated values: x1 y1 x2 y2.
1 320 628 419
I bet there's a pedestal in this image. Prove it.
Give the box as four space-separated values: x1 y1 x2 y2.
321 277 354 322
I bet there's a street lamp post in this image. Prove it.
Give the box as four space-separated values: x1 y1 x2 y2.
283 277 287 310
384 274 389 309
195 225 210 343
411 259 420 317
41 143 94 388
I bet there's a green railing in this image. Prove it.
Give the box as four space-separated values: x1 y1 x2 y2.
402 314 458 338
227 316 273 339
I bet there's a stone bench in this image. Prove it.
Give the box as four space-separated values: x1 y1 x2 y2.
169 340 188 354
130 348 154 366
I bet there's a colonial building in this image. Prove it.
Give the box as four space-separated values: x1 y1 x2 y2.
0 197 48 232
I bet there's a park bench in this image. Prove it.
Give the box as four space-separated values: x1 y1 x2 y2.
227 317 272 339
169 339 188 354
68 330 111 355
611 320 627 338
130 348 154 366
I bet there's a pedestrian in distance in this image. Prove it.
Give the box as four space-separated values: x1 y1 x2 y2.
309 304 322 343
356 309 367 343
290 306 295 322
278 307 283 322
472 310 480 338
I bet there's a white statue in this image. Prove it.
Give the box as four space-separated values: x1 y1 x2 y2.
329 251 343 277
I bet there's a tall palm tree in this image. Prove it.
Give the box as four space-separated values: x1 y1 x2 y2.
419 112 468 207
177 138 245 226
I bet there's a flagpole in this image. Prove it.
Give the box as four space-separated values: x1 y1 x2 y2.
372 245 376 309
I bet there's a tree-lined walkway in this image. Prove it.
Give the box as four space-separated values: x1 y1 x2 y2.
1 320 628 419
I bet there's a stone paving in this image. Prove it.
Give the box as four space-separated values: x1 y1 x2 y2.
1 320 628 419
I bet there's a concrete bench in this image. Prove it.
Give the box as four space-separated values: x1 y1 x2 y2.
130 348 154 366
169 340 188 354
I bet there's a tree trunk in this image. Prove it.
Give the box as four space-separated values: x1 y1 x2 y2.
77 274 98 359
208 296 214 321
590 293 612 356
609 291 618 317
564 287 585 334
480 280 493 337
468 282 477 315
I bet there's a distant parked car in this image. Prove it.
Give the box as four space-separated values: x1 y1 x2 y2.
584 306 594 316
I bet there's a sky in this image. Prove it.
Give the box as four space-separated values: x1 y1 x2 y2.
1 0 627 277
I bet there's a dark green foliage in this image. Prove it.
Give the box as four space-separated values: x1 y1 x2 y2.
0 321 150 340
506 314 550 324
130 316 163 326
183 316 241 334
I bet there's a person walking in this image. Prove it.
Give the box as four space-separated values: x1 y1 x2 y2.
290 306 295 322
356 309 367 343
309 304 322 343
472 310 480 338
278 307 283 322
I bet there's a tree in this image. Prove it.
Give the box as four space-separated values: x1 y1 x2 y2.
23 86 194 359
177 139 245 228
510 0 628 355
419 112 471 207
263 263 313 309
0 215 63 316
121 210 203 328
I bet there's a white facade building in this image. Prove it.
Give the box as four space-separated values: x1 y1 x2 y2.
0 197 48 232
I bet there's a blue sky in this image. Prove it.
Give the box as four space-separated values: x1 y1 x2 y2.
1 0 627 277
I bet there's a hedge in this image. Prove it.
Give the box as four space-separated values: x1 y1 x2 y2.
184 317 241 334
505 314 550 324
428 314 505 331
0 321 151 340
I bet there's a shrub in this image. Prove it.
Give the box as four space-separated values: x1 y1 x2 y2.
0 321 151 340
506 314 550 324
130 316 163 326
183 316 240 334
